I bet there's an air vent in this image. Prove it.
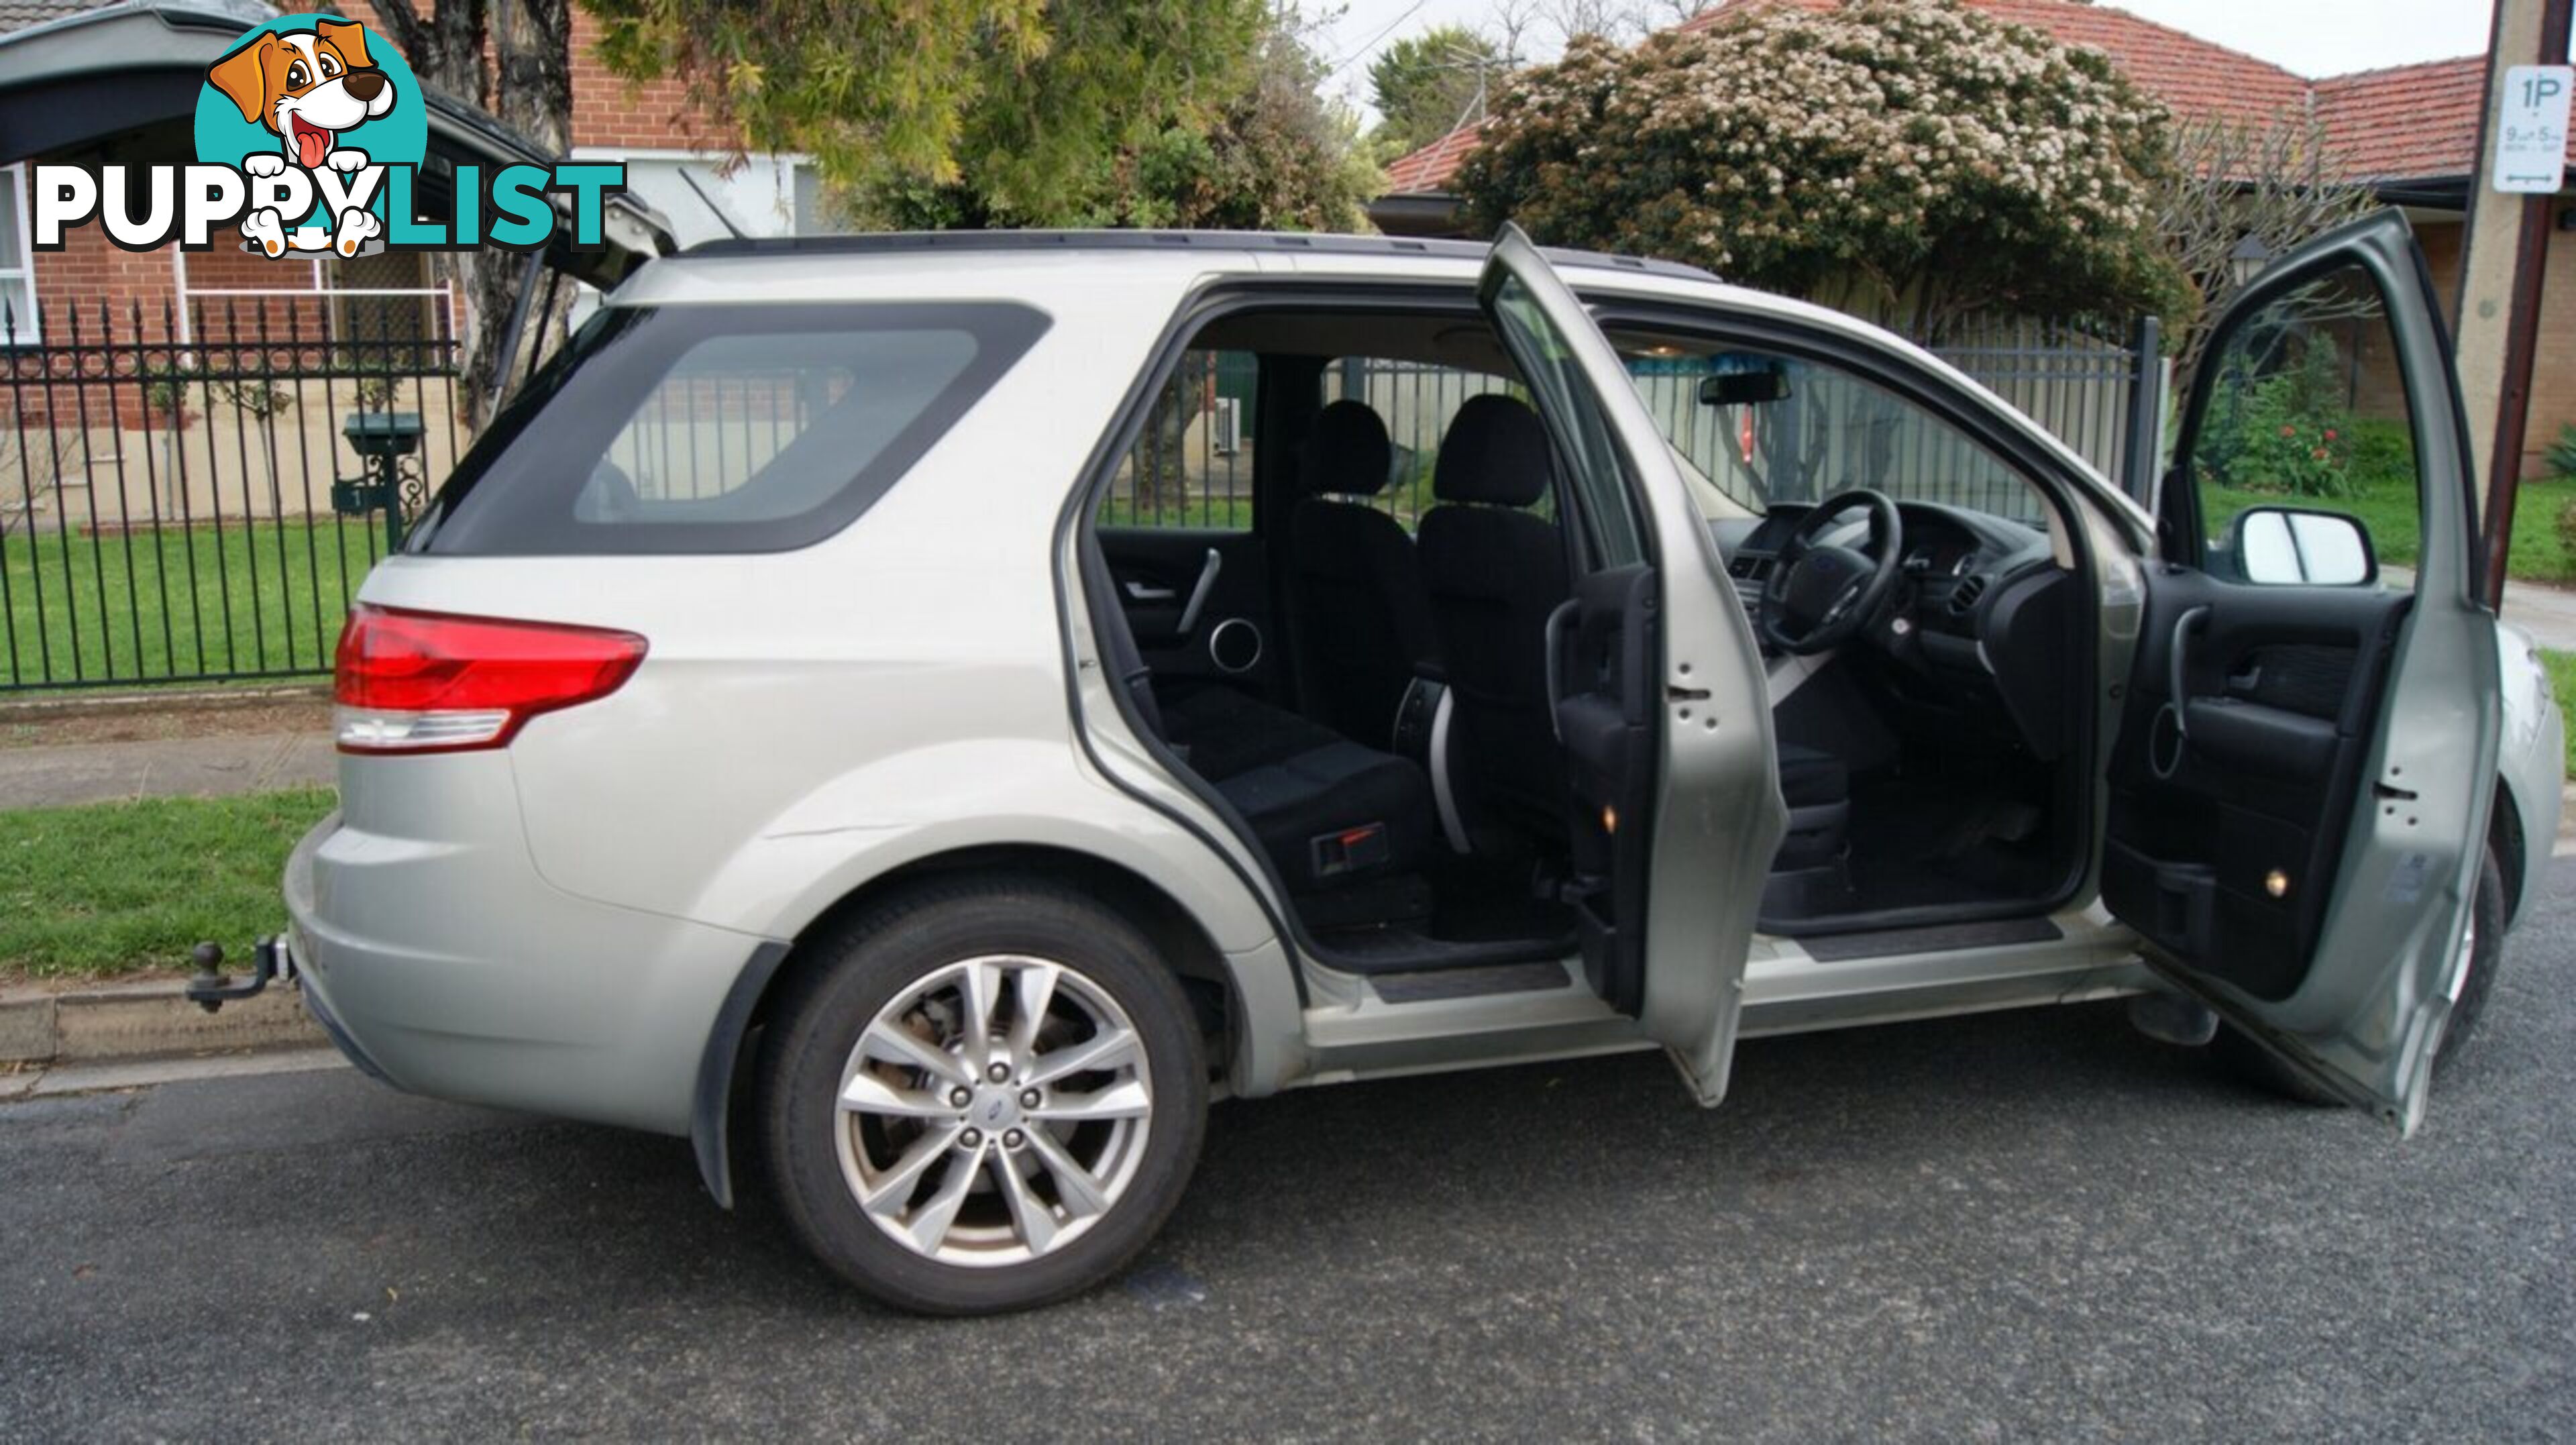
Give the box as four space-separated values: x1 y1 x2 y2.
1729 555 1776 582
1948 575 1988 616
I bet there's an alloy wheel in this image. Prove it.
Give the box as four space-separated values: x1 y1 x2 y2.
833 955 1154 1267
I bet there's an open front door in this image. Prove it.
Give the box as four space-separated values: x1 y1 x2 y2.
2102 212 2500 1132
1478 226 1783 1106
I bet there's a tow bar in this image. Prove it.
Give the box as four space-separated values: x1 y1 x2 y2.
184 936 292 1014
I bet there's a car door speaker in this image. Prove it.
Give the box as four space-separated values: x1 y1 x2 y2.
1209 618 1262 674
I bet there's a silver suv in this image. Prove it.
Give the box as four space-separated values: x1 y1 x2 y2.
273 217 2562 1314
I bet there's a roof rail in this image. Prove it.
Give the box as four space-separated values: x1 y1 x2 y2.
677 229 1716 282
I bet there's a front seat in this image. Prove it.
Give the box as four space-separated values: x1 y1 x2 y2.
1415 394 1571 848
1285 400 1440 747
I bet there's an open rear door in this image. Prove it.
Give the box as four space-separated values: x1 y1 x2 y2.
1478 226 1783 1106
2102 212 2500 1132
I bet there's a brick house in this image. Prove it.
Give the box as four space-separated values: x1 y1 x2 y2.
0 0 818 352
1373 0 2576 480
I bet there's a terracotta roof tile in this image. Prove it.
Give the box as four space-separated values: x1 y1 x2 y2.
1381 0 2555 196
1383 118 1490 193
2312 55 2553 180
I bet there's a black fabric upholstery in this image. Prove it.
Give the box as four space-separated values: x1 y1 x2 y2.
1417 396 1570 843
1432 394 1552 506
1162 684 1318 778
1287 403 1441 745
1776 744 1848 809
1217 741 1435 894
1160 685 1434 894
1770 743 1852 872
1299 399 1394 497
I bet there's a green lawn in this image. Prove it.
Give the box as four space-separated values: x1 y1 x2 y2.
1 519 389 690
0 788 335 980
2202 473 2576 584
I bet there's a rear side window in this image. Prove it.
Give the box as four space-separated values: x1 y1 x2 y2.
410 302 1049 555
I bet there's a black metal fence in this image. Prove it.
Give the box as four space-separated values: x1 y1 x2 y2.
0 293 458 692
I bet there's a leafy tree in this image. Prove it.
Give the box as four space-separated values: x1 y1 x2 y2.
1453 0 2190 339
580 0 1270 226
843 7 1374 235
2153 114 2375 390
1369 25 1505 153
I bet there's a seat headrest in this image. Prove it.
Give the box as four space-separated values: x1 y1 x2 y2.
1299 400 1394 498
1432 394 1550 507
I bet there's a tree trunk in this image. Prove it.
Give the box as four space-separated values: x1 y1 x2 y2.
370 0 575 431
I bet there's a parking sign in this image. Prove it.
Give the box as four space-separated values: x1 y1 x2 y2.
2493 64 2573 193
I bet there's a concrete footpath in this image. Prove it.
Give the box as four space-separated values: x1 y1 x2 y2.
0 730 335 810
2499 576 2576 653
2381 568 2576 653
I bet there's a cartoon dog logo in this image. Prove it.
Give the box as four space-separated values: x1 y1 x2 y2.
205 19 394 258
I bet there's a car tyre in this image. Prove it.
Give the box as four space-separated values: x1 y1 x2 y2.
758 879 1208 1315
2213 841 2507 1104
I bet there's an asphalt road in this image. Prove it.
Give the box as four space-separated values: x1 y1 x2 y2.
7 867 2575 1442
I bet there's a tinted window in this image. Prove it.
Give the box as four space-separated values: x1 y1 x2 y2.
411 302 1048 555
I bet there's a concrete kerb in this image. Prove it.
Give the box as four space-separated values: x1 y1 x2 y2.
0 684 330 723
0 979 325 1068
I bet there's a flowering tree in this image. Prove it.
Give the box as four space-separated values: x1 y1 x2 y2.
1453 0 2192 339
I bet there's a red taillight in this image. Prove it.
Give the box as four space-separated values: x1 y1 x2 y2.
333 604 647 755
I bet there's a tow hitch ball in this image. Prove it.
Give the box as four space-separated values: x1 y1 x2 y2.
185 937 288 1014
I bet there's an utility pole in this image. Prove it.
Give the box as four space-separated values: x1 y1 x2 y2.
2456 0 2575 607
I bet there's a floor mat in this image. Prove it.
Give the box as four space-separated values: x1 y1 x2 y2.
1843 773 2067 915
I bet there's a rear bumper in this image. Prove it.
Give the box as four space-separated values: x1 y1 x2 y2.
284 800 769 1138
288 937 395 1087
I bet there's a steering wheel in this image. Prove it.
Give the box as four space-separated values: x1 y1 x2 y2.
1760 488 1904 656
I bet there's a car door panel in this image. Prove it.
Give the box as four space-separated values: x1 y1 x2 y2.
2102 211 2498 1130
1479 226 1780 1106
2104 572 2408 1000
1552 564 1660 1013
1093 527 1279 697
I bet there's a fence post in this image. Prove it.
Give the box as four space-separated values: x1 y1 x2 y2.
2122 314 2164 510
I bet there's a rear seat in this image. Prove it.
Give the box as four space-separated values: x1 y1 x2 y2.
1159 686 1434 898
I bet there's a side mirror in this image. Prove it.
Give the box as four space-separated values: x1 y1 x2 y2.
2228 506 2377 587
1699 369 1790 407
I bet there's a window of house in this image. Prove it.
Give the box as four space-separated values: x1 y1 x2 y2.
0 164 37 344
1097 349 1258 531
329 248 438 345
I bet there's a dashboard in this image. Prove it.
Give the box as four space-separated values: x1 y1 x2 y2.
1711 499 2077 761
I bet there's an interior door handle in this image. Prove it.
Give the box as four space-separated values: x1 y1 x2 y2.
2167 606 2210 737
2150 605 2212 782
1123 581 1177 603
1178 547 1222 635
1543 598 1579 743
